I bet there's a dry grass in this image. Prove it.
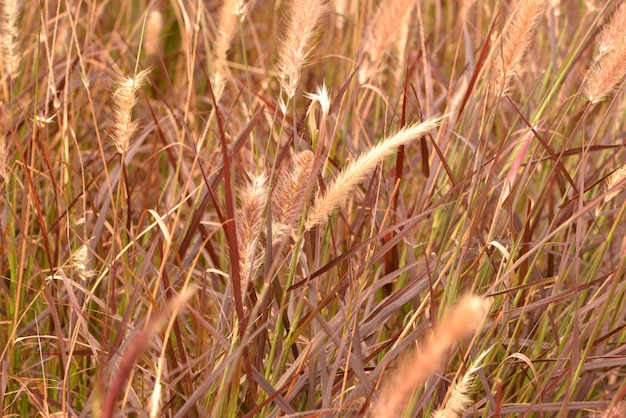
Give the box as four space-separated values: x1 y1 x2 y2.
1 0 625 417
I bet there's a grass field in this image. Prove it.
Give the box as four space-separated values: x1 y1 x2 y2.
1 0 626 416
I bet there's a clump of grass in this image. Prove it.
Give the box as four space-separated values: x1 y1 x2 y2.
101 288 194 418
2 1 626 417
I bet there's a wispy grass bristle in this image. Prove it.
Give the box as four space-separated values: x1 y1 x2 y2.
110 68 150 155
70 243 93 282
432 349 490 418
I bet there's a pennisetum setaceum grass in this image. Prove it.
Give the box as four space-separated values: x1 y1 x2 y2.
0 0 625 417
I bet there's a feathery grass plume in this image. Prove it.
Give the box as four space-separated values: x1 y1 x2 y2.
584 47 626 103
277 0 328 101
432 349 490 418
110 68 150 155
373 294 492 418
143 9 163 59
212 0 248 103
272 150 315 243
304 82 331 118
584 3 626 103
305 116 442 229
358 0 420 83
1 0 21 78
596 2 626 60
238 172 268 287
492 0 548 95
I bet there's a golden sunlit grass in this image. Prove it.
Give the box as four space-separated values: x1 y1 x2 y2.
1 0 625 417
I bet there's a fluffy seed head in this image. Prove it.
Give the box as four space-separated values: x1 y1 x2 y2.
143 9 163 58
238 172 269 286
359 0 420 83
432 350 490 418
305 116 442 229
111 69 150 154
277 0 328 100
604 163 626 205
583 48 626 103
212 0 249 102
596 2 626 60
601 402 626 418
272 150 315 243
492 0 548 94
1 0 21 78
584 4 626 103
